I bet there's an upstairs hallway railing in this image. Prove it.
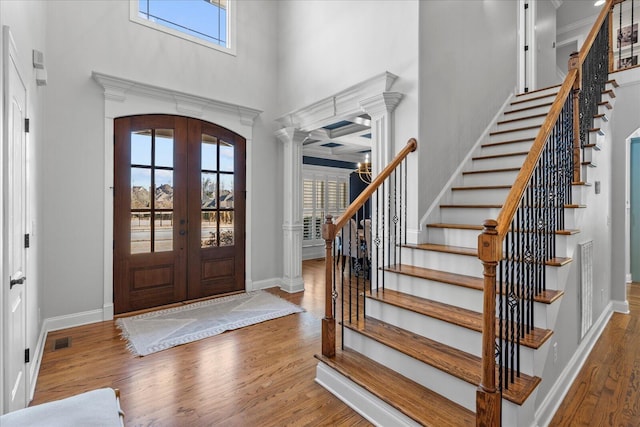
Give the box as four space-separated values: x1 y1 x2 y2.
476 1 615 425
320 138 417 358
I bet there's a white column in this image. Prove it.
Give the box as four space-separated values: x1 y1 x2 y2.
360 92 403 177
276 127 308 293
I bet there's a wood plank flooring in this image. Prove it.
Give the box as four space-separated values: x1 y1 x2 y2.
31 258 371 427
549 283 640 426
31 260 640 426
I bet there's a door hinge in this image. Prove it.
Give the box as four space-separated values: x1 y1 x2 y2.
25 348 30 363
524 45 529 52
24 234 30 248
25 118 30 133
525 87 529 93
524 3 529 9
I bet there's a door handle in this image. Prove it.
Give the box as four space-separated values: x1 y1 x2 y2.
179 230 187 236
10 276 25 289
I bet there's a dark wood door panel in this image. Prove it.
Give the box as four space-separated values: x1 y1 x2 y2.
114 115 246 314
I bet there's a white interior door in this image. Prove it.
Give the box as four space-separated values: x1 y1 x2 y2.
3 25 28 413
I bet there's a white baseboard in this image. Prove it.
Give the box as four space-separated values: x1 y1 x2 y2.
626 273 632 283
279 277 305 294
535 302 613 426
27 308 107 403
249 277 282 292
103 303 114 321
315 362 420 427
44 309 106 333
612 299 630 314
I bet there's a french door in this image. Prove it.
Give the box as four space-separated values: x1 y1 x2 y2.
114 115 245 314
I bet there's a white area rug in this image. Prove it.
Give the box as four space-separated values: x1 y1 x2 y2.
116 291 304 356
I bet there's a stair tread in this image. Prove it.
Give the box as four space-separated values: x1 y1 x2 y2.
607 79 619 88
403 243 477 257
462 167 520 175
367 288 553 348
440 204 503 208
504 101 553 116
427 222 579 237
602 89 616 98
451 185 512 191
440 203 585 209
516 84 562 97
427 222 484 230
345 316 541 405
473 151 529 161
384 262 564 303
490 124 541 136
315 349 476 426
511 92 557 105
497 113 547 125
384 264 483 290
482 137 535 148
598 100 612 110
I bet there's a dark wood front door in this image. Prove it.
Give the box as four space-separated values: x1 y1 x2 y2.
114 115 246 314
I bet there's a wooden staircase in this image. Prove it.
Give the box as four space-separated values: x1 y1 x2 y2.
315 80 617 426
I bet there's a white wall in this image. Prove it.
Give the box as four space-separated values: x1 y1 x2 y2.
276 0 420 232
610 67 640 301
0 0 47 406
39 0 281 319
418 0 518 220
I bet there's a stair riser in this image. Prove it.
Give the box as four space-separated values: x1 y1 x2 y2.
451 187 511 205
598 103 612 115
381 269 559 329
480 140 534 157
343 329 477 411
502 104 553 120
399 247 482 277
462 170 520 186
440 206 503 224
383 272 483 313
365 298 482 357
496 116 546 133
489 127 541 144
427 227 481 247
426 226 575 259
470 154 528 171
366 298 539 376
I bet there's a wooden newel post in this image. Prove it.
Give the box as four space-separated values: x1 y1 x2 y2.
569 51 582 184
476 219 501 427
321 215 336 357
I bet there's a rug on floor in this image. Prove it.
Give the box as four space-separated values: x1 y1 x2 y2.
116 290 304 356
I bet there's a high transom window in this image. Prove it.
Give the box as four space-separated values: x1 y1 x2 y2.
131 0 234 54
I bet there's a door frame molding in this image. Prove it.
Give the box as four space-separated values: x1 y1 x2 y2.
627 132 640 284
92 71 261 321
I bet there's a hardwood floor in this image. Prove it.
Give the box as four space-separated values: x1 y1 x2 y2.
549 282 640 426
31 261 640 426
32 258 371 427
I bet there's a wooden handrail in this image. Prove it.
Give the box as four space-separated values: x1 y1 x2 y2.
476 4 613 425
320 137 417 359
330 138 417 237
493 71 576 238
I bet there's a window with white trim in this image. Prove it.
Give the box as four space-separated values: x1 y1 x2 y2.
131 0 234 54
303 173 348 243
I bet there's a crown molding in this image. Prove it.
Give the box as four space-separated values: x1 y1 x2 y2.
92 71 262 125
275 71 398 131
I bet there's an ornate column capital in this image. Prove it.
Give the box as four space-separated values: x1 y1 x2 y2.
275 127 309 145
359 92 403 119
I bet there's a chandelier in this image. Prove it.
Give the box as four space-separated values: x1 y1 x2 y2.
356 153 372 184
